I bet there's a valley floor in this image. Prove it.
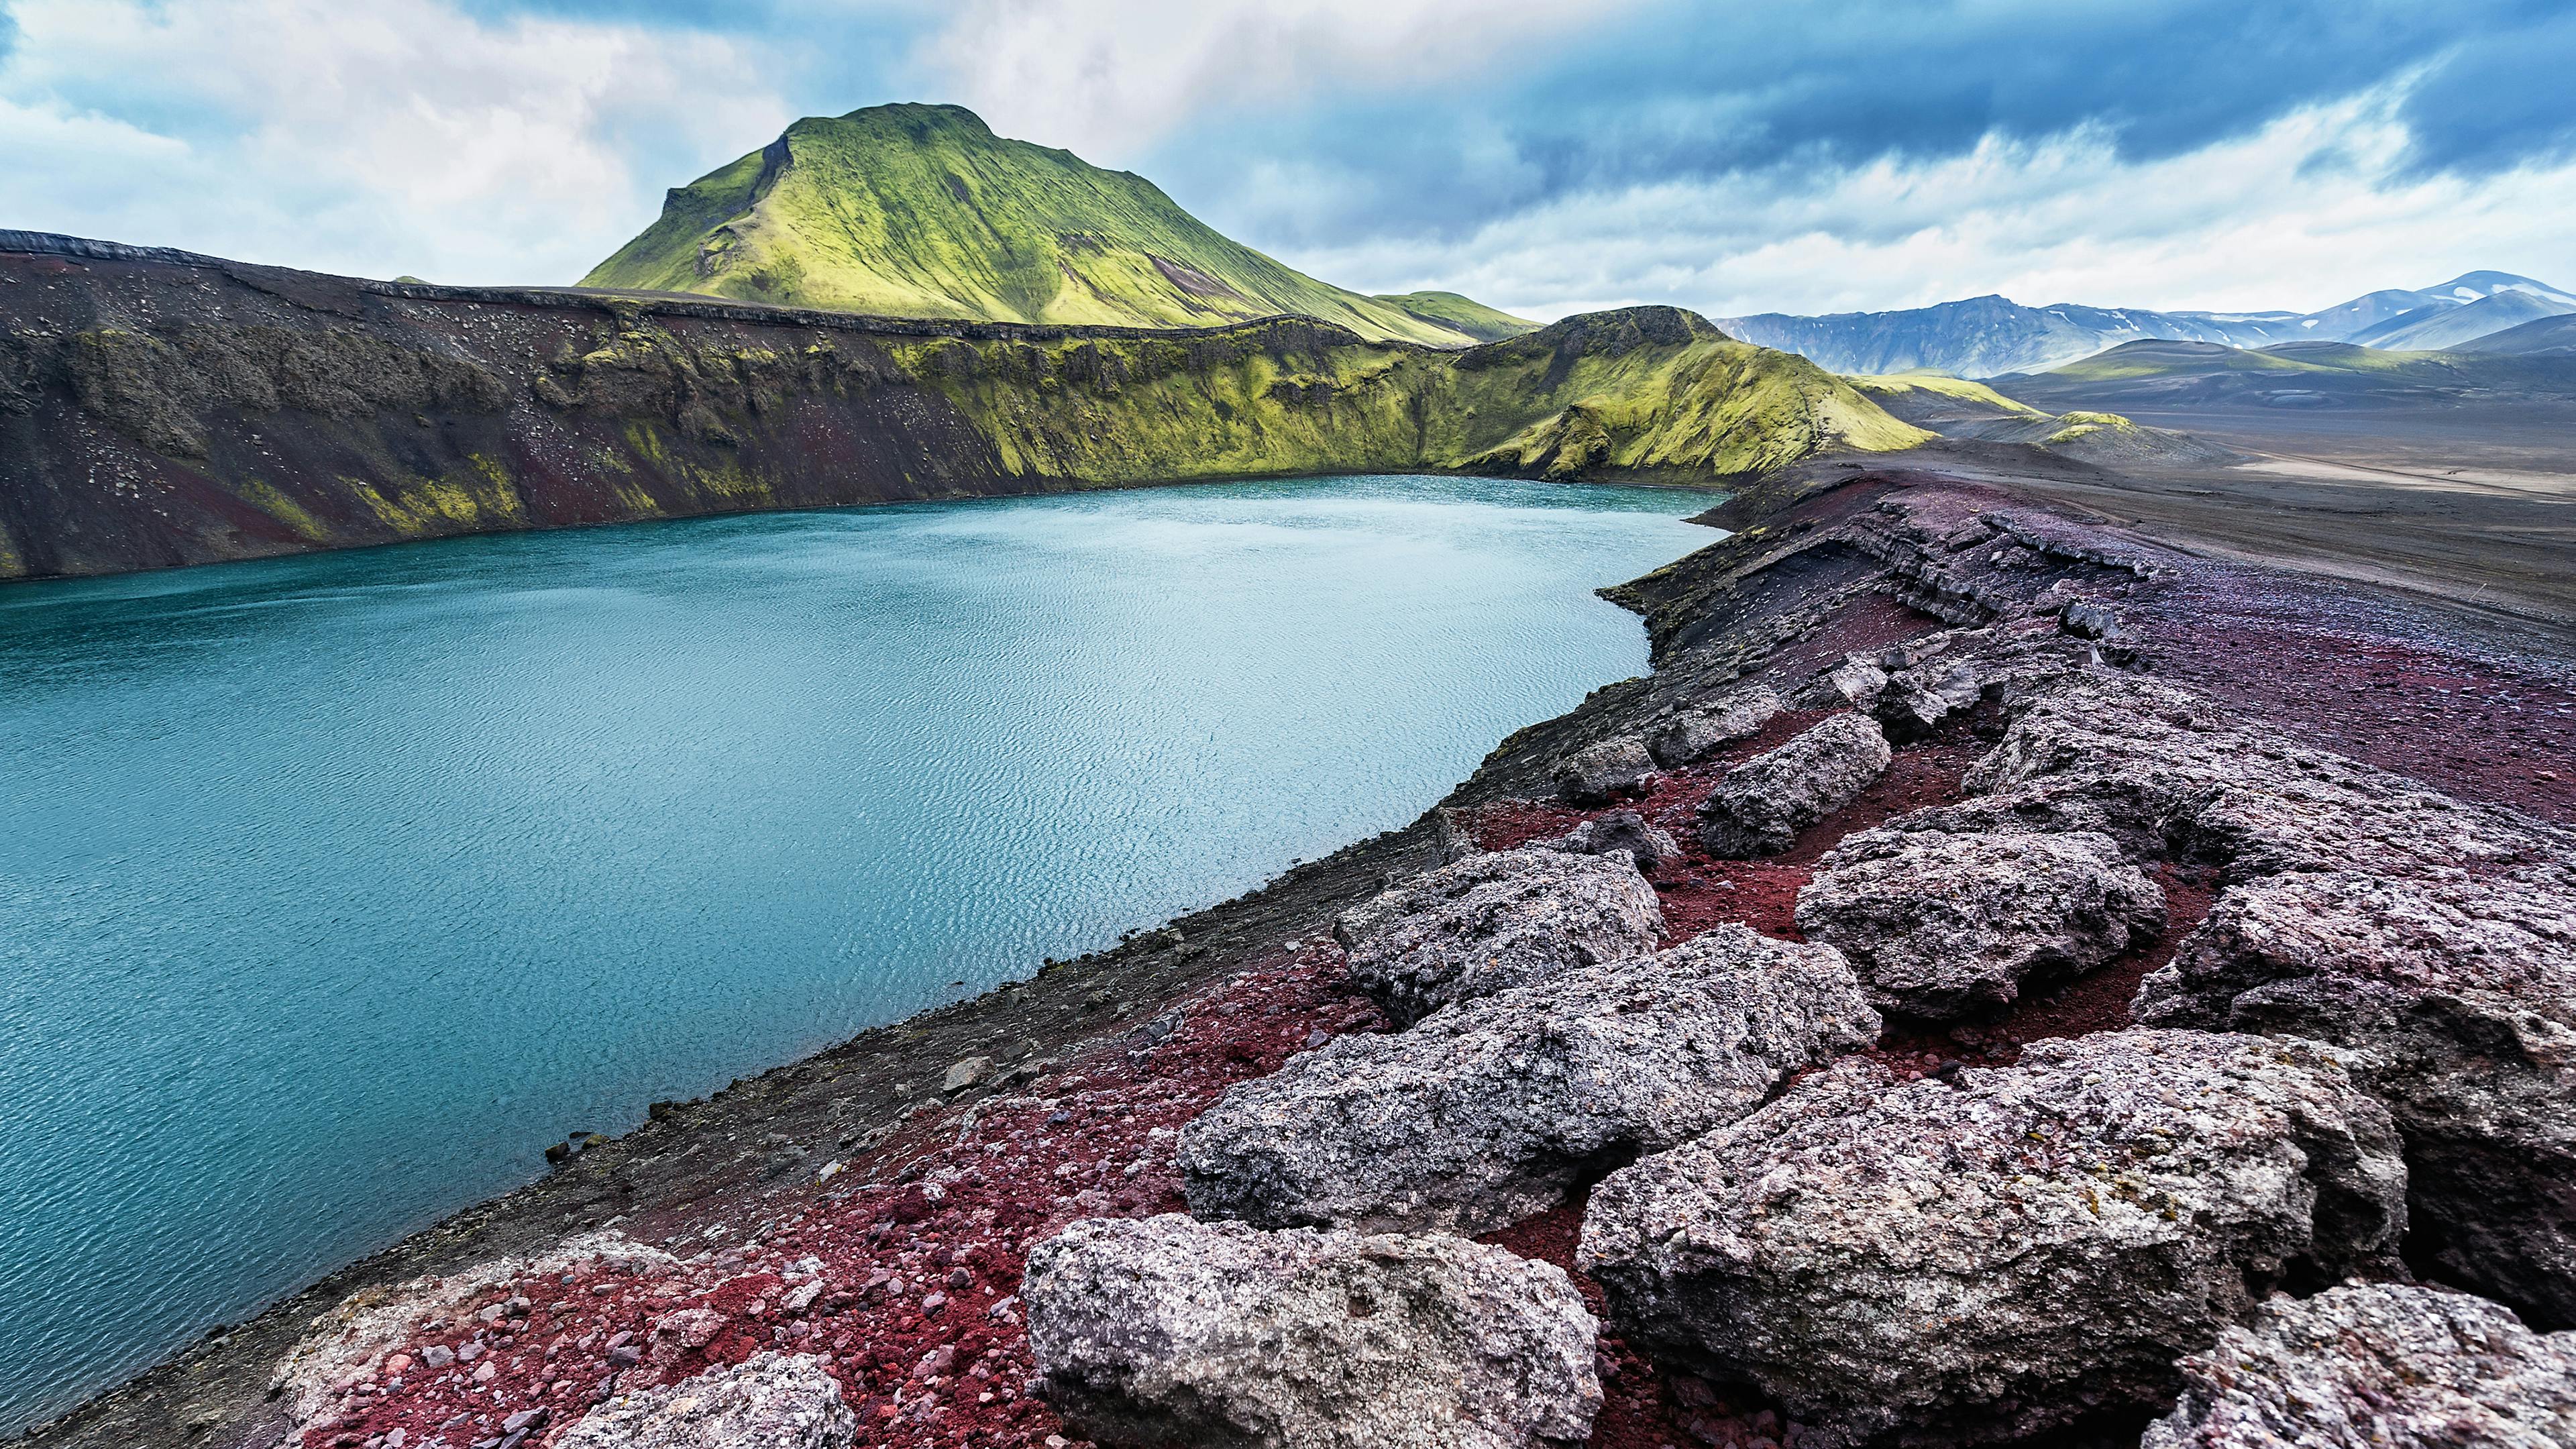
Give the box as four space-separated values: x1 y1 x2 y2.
19 456 2576 1449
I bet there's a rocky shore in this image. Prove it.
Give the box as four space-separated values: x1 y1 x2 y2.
21 464 2576 1449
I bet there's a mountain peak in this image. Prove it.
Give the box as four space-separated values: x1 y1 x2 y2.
583 105 1505 345
832 101 995 134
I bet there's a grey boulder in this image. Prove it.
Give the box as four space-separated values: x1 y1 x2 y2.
1646 684 1782 767
2137 865 2576 1329
1578 1028 2408 1448
1796 826 2165 1020
2144 1281 2576 1448
1553 736 1659 805
1336 847 1664 1028
1179 926 1880 1234
1695 711 1892 857
1024 1215 1600 1449
1534 809 1680 871
555 1351 855 1449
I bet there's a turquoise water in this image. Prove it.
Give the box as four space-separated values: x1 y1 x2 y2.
0 474 1711 1431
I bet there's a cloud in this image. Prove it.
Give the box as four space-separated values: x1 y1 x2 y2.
0 0 797 282
908 0 1641 163
1 0 2570 317
1273 93 2576 320
2397 4 2576 175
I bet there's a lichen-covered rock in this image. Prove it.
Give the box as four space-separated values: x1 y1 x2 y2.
1534 809 1680 871
1336 847 1664 1028
1024 1215 1601 1449
1796 826 2165 1020
272 1232 677 1432
1943 674 2565 879
1553 736 1658 805
2143 1282 2576 1449
1179 926 1879 1234
555 1352 855 1449
1645 684 1782 767
1578 1030 2408 1448
1695 712 1891 857
2137 865 2576 1329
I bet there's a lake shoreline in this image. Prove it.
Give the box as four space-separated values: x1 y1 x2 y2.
22 462 2576 1449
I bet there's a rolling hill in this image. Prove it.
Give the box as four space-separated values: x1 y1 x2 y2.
1988 337 2576 413
1845 372 2237 467
1721 272 2573 378
2347 288 2576 351
2459 313 2576 357
582 104 1500 346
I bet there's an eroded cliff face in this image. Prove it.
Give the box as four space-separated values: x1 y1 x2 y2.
0 233 1925 582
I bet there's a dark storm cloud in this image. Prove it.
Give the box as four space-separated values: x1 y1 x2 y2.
1148 0 2576 249
2397 3 2576 175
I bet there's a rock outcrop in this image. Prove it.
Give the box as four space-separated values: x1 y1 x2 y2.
2137 865 2576 1328
1336 847 1664 1028
1179 926 1879 1233
1644 685 1782 767
1796 826 2165 1020
2143 1282 2576 1449
1578 1030 2409 1448
555 1352 857 1449
1534 809 1680 871
1944 674 2564 879
1695 712 1891 857
1024 1215 1601 1449
1552 737 1659 805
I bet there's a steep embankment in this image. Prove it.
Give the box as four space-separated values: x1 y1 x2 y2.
0 233 1926 582
581 104 1485 346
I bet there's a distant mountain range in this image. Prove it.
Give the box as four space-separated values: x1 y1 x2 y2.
1720 272 2576 377
582 103 1538 346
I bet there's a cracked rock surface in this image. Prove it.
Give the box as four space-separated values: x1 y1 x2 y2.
2142 1282 2576 1449
1578 1029 2409 1449
555 1352 857 1449
1796 826 2165 1021
1024 1215 1601 1449
1177 926 1879 1234
1336 847 1663 1028
1695 712 1892 857
2138 865 2576 1329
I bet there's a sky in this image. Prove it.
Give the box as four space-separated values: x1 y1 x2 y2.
1 0 2570 320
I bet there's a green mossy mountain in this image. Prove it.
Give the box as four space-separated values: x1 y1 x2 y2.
582 104 1497 347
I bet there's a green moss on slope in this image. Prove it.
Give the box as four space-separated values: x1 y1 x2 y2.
582 104 1495 347
1371 290 1542 343
843 306 1930 486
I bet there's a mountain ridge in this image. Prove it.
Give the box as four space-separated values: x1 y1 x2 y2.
1722 270 2571 378
582 103 1505 347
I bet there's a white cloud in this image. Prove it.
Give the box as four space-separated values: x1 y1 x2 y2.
1261 93 2576 319
0 0 794 283
910 0 1646 164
